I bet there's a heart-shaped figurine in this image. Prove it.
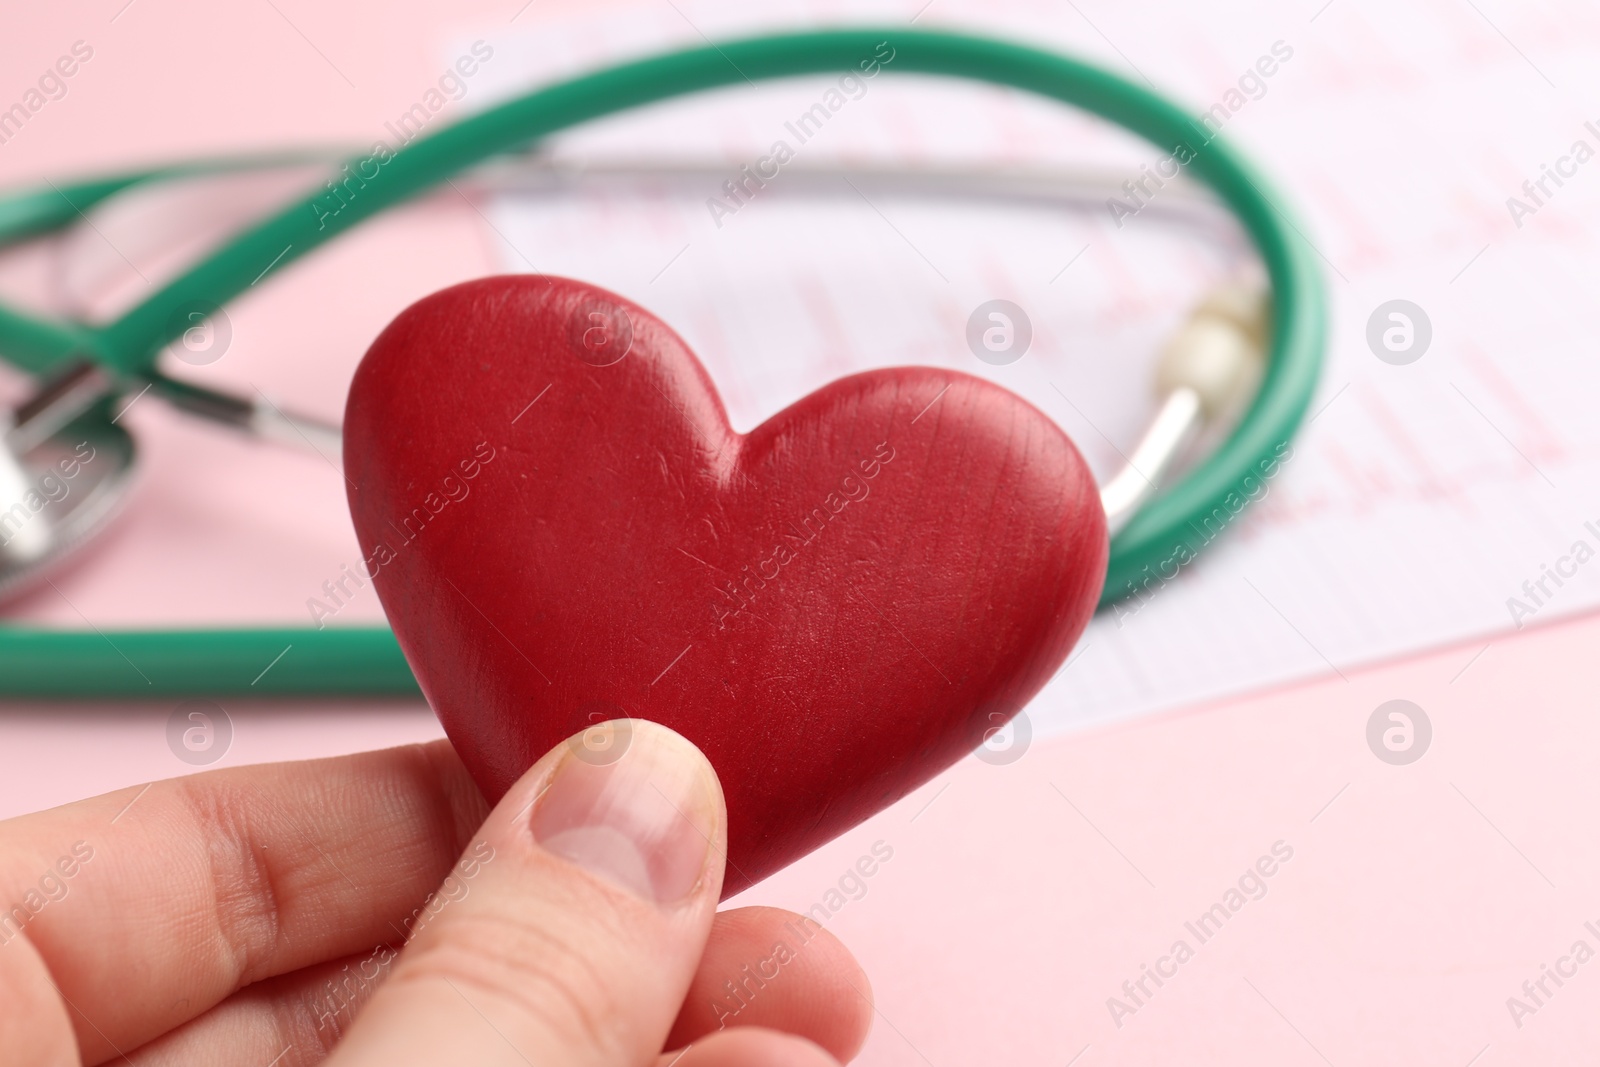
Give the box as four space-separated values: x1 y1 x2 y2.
345 275 1106 896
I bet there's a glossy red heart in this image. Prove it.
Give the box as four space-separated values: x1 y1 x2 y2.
345 275 1106 896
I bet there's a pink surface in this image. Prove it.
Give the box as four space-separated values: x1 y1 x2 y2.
3 2 1597 1063
759 610 1600 1065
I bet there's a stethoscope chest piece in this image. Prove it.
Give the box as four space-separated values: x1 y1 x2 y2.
0 376 138 605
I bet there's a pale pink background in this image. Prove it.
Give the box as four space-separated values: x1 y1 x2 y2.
3 2 1599 1064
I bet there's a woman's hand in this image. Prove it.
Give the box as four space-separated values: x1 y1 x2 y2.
0 721 872 1066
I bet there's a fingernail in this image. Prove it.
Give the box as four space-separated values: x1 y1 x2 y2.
531 722 717 903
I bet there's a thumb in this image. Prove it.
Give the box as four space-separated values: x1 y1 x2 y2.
327 720 726 1067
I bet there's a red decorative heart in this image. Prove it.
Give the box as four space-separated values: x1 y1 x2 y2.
345 276 1106 896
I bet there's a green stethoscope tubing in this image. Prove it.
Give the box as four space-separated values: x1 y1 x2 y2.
0 28 1324 698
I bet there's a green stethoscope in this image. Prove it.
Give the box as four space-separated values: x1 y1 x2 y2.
0 28 1323 698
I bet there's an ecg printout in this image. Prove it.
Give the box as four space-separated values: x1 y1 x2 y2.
466 0 1600 738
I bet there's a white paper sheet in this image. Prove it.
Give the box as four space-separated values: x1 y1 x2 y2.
469 0 1600 736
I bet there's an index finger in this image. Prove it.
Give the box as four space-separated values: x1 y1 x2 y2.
0 739 488 1064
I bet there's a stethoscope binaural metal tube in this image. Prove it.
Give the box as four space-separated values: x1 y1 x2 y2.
0 153 1253 596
